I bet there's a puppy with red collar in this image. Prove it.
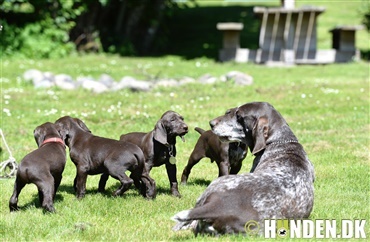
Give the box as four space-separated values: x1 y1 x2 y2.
9 122 66 213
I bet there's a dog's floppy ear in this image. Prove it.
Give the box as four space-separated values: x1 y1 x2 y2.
75 118 91 133
252 116 269 154
154 120 168 145
33 128 44 147
55 122 68 142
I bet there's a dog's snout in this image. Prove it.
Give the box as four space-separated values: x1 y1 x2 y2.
209 119 218 129
183 124 188 132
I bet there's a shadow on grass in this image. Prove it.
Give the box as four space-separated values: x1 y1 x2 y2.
155 185 177 196
181 178 212 187
58 184 75 194
57 178 212 198
58 183 144 198
58 184 110 198
12 192 64 212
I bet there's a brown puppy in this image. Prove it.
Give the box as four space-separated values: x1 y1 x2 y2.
181 126 248 185
120 110 188 197
172 102 315 236
55 116 156 199
9 122 66 213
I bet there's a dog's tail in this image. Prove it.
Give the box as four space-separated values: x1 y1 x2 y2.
194 127 206 135
171 210 198 231
171 206 220 235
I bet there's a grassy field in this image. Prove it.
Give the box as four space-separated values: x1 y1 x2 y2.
1 0 369 241
1 55 369 241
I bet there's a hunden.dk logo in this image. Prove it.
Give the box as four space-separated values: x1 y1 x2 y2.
245 219 367 239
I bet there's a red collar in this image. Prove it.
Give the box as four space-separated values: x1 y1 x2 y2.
41 137 65 148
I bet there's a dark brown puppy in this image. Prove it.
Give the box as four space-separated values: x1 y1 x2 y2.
172 102 315 236
55 116 156 199
120 111 188 197
180 126 248 185
9 122 66 213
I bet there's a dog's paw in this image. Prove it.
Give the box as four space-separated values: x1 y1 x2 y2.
171 190 181 198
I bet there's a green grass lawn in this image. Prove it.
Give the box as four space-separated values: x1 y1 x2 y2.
1 0 369 241
0 55 369 241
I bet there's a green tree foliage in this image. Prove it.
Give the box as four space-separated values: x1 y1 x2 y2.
70 0 180 56
0 0 184 58
0 0 87 58
361 1 370 32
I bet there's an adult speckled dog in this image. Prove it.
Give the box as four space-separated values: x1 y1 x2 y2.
9 122 66 213
172 102 315 235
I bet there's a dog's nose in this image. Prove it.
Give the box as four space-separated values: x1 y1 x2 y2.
183 125 188 132
209 119 217 129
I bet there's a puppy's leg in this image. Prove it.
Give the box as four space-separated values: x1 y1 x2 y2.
35 176 56 213
73 175 77 192
136 163 156 198
53 174 62 200
129 166 155 198
75 166 88 199
112 173 134 196
129 171 141 190
140 169 157 199
229 162 242 175
166 163 181 197
9 177 26 212
181 150 205 185
106 163 133 196
98 173 109 193
217 160 230 177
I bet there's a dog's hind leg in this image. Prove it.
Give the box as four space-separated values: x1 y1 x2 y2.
112 173 133 196
129 168 142 191
9 177 26 212
139 170 156 199
106 164 133 196
181 150 205 185
35 176 56 213
53 174 63 200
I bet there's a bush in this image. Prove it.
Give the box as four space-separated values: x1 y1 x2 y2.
361 2 370 31
18 20 76 58
0 0 83 58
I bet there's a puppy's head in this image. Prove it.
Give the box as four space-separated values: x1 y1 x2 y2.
34 122 61 147
55 116 91 146
210 102 280 155
154 111 188 145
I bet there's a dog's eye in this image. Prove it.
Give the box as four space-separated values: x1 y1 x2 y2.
236 114 243 122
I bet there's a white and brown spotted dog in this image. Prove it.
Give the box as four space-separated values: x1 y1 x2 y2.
172 102 315 236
